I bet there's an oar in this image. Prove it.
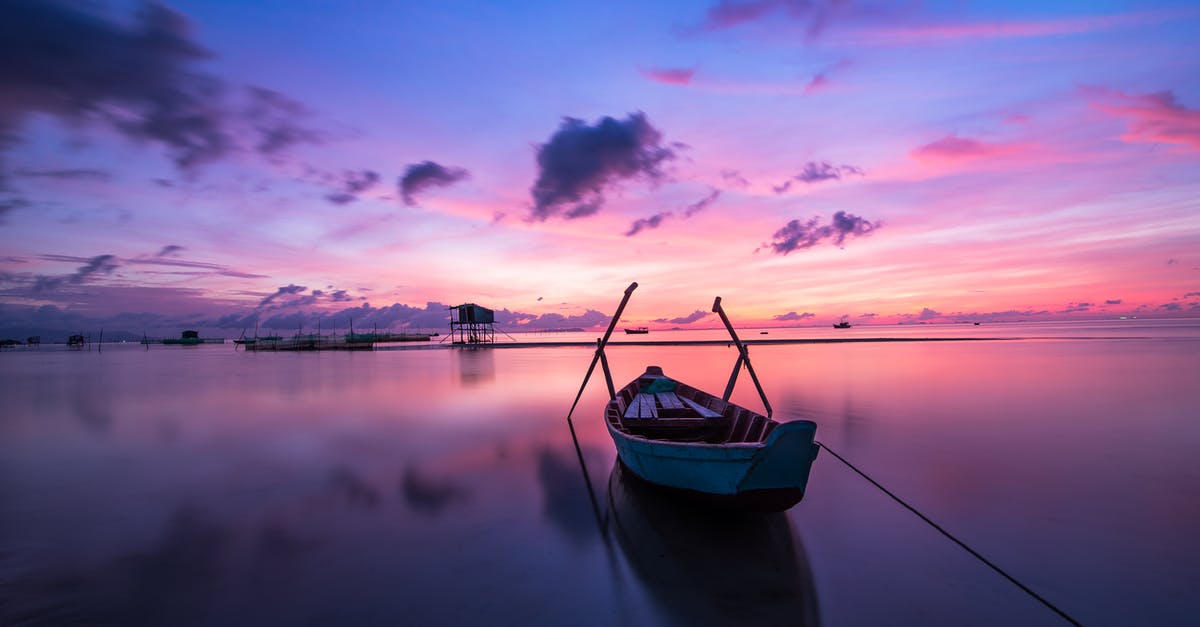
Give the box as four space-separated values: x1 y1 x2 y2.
713 296 773 417
564 281 638 423
564 282 637 536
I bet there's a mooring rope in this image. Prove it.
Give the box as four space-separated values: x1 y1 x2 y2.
815 441 1083 626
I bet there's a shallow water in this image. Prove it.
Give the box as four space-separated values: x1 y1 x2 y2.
2 320 1198 625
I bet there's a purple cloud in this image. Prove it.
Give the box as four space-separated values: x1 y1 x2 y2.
653 310 710 325
399 161 469 206
259 284 307 307
625 212 671 236
16 168 111 181
624 188 719 236
773 161 864 193
528 112 676 221
721 169 750 188
774 311 814 321
156 245 185 257
30 254 119 292
764 210 881 255
244 86 321 157
327 170 380 205
683 188 721 217
0 1 320 181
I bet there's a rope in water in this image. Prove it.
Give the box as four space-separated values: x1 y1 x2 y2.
815 441 1083 627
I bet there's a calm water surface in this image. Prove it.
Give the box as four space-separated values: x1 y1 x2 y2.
2 320 1198 626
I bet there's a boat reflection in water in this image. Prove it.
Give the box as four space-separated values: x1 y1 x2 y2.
606 461 820 626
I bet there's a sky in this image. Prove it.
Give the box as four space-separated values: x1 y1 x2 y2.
1 0 1198 338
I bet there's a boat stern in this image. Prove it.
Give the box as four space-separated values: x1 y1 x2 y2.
737 420 820 498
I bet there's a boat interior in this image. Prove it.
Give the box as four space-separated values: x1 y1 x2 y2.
607 368 778 444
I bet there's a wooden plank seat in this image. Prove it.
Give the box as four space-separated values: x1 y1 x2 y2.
621 390 731 442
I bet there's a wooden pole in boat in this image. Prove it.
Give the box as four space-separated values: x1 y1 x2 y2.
712 297 773 418
565 281 638 423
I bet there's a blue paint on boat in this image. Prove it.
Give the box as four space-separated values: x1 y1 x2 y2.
604 367 819 511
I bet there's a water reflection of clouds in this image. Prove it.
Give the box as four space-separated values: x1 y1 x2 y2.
400 465 470 516
3 506 230 626
329 465 382 509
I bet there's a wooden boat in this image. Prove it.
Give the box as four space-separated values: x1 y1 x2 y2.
568 283 819 512
624 326 649 334
605 364 818 511
833 320 851 329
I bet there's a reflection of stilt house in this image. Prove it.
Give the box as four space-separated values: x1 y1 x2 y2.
449 303 495 345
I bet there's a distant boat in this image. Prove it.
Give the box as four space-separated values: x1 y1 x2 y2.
162 330 222 345
624 327 649 334
580 285 819 512
760 331 769 335
832 320 852 329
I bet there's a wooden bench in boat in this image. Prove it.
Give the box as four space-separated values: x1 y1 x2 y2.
623 391 723 420
619 389 730 441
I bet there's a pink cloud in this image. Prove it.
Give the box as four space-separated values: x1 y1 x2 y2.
1089 89 1200 150
911 135 1024 163
803 59 850 95
841 10 1188 46
702 1 777 30
640 66 696 86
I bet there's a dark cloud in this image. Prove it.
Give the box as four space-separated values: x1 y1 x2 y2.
763 210 881 255
31 254 118 292
16 168 111 181
259 284 307 308
774 311 814 321
529 112 676 221
0 196 29 220
244 86 320 157
625 212 670 236
156 245 185 257
683 188 720 217
623 189 720 236
326 170 380 205
0 1 320 181
653 310 710 325
1059 302 1093 313
1105 299 1122 305
773 161 864 193
398 161 468 206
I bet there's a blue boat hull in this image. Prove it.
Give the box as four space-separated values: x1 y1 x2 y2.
604 370 820 511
